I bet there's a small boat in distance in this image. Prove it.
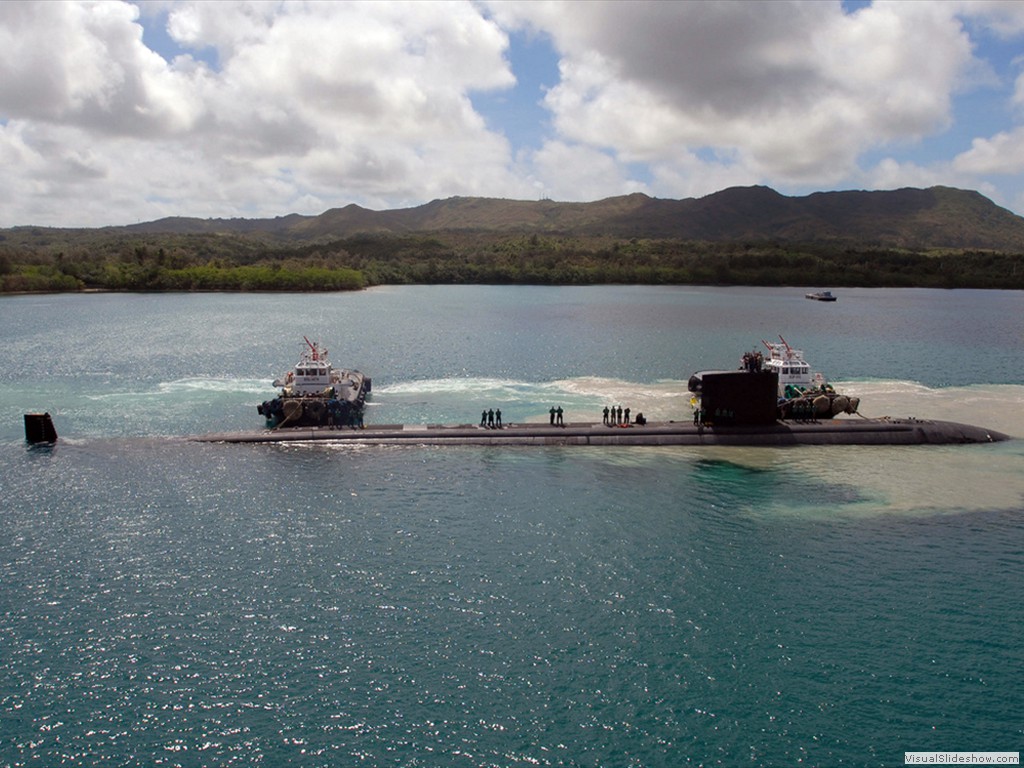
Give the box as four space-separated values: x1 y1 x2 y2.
805 290 837 301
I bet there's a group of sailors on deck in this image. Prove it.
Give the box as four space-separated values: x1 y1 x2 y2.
741 350 765 372
603 405 645 426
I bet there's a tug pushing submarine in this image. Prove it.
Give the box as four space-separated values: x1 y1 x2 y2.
25 338 1012 448
196 337 1009 447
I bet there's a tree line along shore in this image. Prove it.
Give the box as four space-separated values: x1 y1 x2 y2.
2 231 1023 292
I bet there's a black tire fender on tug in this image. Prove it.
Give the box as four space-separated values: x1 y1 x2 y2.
304 400 326 424
281 400 303 423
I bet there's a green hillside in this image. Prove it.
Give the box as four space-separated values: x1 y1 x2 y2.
3 186 1024 292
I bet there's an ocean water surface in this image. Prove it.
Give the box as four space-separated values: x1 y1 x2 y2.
1 286 1022 766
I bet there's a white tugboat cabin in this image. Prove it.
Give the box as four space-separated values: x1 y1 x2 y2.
274 337 336 396
760 336 826 396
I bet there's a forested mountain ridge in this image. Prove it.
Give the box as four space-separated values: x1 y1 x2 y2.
3 186 1024 292
98 186 1024 251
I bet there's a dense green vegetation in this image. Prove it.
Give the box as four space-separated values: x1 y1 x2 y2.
2 230 1023 292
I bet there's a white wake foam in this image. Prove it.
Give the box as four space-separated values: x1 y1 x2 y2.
86 377 271 401
836 381 1024 437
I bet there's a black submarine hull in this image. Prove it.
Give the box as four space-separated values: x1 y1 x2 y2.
197 365 1009 447
193 418 1009 446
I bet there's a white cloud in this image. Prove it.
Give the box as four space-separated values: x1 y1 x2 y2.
953 127 1024 175
952 0 1024 38
1016 72 1024 111
501 0 1024 212
645 150 762 202
0 0 525 225
866 158 952 191
165 0 277 58
501 0 973 186
525 140 645 202
1 0 1024 225
0 1 204 136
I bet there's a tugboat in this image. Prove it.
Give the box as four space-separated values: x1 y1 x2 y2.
256 337 371 428
689 336 859 424
757 336 858 419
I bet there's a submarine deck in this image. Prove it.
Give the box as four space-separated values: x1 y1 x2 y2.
193 418 1009 446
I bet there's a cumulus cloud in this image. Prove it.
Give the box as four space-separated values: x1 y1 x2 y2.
953 128 1024 175
1 0 1023 226
526 140 645 202
942 3 1024 179
953 0 1024 37
0 1 203 136
170 1 530 207
499 0 974 186
0 0 525 224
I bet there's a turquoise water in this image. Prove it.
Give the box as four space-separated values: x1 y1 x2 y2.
1 287 1022 766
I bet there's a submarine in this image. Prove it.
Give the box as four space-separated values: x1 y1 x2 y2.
27 390 1011 448
191 367 1009 446
26 338 1013 448
191 416 1008 446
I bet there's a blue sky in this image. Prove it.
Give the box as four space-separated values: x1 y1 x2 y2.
470 30 559 160
1 0 1023 227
